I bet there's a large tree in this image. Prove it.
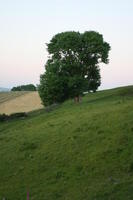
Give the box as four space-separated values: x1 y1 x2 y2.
39 31 110 105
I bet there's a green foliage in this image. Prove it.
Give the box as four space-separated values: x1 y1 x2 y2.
0 86 133 199
0 114 7 122
11 84 36 91
39 31 110 105
87 65 101 92
0 112 27 122
38 61 69 106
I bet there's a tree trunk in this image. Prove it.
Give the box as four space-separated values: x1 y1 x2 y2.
74 96 82 103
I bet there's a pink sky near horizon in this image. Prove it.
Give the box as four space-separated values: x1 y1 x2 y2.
0 0 133 90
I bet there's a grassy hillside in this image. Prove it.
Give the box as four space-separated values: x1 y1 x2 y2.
0 86 133 199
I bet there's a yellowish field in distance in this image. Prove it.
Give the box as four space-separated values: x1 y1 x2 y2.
0 91 43 114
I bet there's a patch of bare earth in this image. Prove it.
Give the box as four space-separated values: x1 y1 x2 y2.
0 92 44 114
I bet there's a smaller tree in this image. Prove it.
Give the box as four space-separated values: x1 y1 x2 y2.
11 84 36 91
38 61 69 106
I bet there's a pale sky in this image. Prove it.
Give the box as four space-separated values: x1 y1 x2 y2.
0 0 133 89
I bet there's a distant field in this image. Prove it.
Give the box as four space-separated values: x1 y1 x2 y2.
0 91 43 114
0 91 28 104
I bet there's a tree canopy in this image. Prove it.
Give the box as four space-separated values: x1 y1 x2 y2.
11 84 36 91
39 31 111 106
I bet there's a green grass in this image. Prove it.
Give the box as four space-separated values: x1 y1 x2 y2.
0 85 133 199
0 91 28 104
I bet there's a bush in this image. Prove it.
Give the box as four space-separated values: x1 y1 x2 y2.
0 112 27 122
10 112 27 119
0 114 8 122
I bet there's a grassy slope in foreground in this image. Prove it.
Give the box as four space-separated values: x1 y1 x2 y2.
0 86 133 200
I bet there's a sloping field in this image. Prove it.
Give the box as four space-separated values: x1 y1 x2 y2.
0 86 133 199
0 91 27 104
0 91 43 114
